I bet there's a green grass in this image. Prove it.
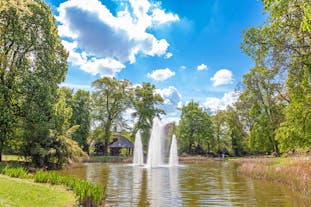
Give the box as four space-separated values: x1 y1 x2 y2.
0 175 75 207
2 155 26 162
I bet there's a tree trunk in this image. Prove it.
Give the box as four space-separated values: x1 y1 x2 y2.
103 121 112 156
0 141 2 162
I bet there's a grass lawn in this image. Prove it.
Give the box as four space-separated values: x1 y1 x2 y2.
0 175 75 207
2 155 27 162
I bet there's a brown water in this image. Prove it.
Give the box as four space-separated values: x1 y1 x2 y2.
59 161 310 207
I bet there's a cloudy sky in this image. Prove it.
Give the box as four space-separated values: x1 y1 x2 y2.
46 0 265 123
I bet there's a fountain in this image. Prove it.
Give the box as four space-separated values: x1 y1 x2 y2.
133 117 179 168
133 132 144 165
169 134 179 167
146 117 164 168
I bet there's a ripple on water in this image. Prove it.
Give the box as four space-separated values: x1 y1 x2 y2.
58 162 311 207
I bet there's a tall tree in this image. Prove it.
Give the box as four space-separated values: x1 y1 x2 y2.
239 67 284 154
0 0 68 162
212 110 228 154
177 102 214 154
225 106 247 156
242 0 311 152
92 77 131 155
131 82 165 147
71 89 91 152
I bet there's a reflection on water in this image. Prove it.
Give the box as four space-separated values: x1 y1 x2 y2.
59 161 311 207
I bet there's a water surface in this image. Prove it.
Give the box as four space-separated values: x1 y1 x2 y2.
59 161 310 207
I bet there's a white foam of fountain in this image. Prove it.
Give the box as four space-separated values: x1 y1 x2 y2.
146 117 163 168
133 131 144 166
169 134 179 167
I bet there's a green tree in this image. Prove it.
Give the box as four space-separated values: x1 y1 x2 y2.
131 82 165 148
71 89 91 152
92 77 131 155
0 0 68 162
242 0 311 152
212 110 228 154
239 67 285 155
177 102 214 154
225 106 247 156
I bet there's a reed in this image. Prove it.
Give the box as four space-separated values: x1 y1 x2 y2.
236 157 311 196
2 166 30 179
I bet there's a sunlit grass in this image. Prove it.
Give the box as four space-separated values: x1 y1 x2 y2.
0 175 75 207
2 155 28 162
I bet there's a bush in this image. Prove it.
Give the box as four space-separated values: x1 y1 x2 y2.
2 166 29 179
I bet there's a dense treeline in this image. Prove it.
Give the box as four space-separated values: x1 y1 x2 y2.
177 0 311 156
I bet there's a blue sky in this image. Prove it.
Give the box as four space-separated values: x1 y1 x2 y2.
46 0 265 123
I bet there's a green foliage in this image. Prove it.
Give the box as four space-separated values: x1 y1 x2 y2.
73 180 104 207
241 0 311 153
131 82 165 147
27 125 87 170
2 166 29 179
34 170 104 206
92 77 132 155
177 102 214 154
71 89 91 151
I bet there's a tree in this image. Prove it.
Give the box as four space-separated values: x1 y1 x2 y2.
241 0 311 152
0 0 68 162
225 106 247 156
71 89 91 152
212 110 228 154
177 102 214 154
239 67 285 155
131 82 165 147
92 77 131 155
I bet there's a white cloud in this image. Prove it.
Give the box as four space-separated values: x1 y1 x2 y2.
57 0 179 76
203 91 240 113
151 8 179 25
180 65 187 70
59 83 92 91
164 52 173 59
197 63 208 71
80 58 125 77
210 69 233 86
155 86 182 114
147 68 175 81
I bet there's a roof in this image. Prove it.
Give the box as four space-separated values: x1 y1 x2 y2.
109 136 134 148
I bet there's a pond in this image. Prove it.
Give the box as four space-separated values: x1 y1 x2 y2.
59 161 310 207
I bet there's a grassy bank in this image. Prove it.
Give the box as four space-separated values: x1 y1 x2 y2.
0 175 75 207
0 160 105 207
235 157 311 196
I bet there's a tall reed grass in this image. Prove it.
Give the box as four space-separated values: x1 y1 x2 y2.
236 157 311 196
